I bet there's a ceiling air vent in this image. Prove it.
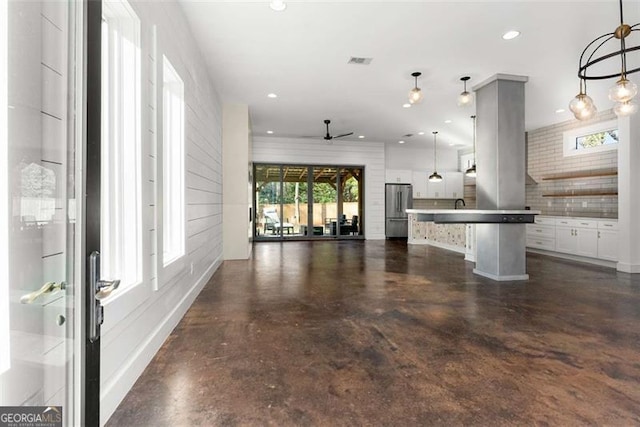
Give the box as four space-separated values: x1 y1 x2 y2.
403 133 414 138
348 57 373 65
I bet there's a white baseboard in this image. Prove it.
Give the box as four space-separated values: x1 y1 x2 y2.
100 256 222 425
473 269 529 281
616 262 640 273
527 248 617 269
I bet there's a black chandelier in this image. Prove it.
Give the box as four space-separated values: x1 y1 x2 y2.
570 0 640 119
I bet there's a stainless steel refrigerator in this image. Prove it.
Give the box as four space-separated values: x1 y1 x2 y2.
385 183 413 238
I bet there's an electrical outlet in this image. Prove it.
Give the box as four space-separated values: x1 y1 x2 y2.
582 201 588 208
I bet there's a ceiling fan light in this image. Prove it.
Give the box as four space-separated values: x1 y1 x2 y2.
409 87 423 104
458 90 473 107
428 172 443 182
465 164 476 178
609 77 638 103
614 100 639 116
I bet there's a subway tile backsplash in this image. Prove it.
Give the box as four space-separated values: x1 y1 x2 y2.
525 110 618 219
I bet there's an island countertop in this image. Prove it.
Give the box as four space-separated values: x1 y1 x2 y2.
407 209 541 224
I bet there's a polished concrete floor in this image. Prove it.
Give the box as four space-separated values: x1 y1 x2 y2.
107 240 640 426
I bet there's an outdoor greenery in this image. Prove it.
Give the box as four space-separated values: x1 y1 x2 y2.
257 176 359 204
577 129 618 149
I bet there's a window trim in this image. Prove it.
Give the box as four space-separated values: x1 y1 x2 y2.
0 0 9 374
100 0 143 298
563 119 618 157
157 54 186 288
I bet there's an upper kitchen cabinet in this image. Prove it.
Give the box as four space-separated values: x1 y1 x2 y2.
385 169 412 184
412 171 428 198
444 172 463 199
426 178 444 198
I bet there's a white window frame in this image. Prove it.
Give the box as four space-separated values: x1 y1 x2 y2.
0 0 9 374
563 119 618 157
159 55 185 286
101 0 143 294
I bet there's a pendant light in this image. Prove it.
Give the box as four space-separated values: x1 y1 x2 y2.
465 115 477 178
571 0 639 119
429 131 443 182
408 72 424 105
458 76 473 107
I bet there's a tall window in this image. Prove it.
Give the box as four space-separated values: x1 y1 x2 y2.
162 56 185 266
0 0 9 374
101 0 142 288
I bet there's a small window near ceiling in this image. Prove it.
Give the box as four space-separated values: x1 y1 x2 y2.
162 56 185 267
563 119 618 157
101 0 142 288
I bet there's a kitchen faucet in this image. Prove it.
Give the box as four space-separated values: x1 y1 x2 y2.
454 198 466 209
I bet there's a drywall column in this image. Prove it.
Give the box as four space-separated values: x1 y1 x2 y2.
473 74 529 281
617 114 640 273
222 104 253 260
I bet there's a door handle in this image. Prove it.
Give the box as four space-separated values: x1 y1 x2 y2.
20 281 66 304
399 192 403 212
89 251 121 342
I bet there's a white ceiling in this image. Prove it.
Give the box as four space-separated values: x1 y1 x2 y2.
179 0 640 149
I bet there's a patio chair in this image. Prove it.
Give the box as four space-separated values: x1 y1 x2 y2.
263 208 295 235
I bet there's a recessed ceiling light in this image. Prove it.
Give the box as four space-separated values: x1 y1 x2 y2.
555 108 565 113
402 103 411 108
398 140 405 144
269 0 286 12
449 143 455 146
358 135 365 139
267 130 274 134
267 93 278 98
444 119 452 124
418 131 425 135
502 30 521 40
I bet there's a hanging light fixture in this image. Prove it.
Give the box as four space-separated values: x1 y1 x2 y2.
408 72 424 104
429 131 443 182
458 76 473 107
571 0 639 119
465 115 477 178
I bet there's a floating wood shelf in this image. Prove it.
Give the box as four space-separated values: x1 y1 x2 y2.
541 170 617 181
542 191 618 198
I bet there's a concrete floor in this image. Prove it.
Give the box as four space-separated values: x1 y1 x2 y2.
107 240 640 426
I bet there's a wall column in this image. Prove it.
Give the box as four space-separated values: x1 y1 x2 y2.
473 74 529 281
617 114 640 273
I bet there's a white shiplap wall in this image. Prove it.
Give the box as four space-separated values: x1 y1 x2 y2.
100 1 222 424
252 136 386 240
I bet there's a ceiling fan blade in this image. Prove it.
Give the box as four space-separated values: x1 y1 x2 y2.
333 132 354 139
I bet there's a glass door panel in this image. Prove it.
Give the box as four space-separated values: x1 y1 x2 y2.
281 165 308 237
311 166 339 236
1 0 77 423
339 168 363 236
255 164 284 239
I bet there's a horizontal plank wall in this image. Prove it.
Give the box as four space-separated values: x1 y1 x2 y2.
100 1 223 424
252 136 386 240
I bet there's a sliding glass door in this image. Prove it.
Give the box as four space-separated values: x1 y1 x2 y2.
254 164 364 240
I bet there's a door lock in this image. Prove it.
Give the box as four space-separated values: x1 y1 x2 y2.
89 251 120 342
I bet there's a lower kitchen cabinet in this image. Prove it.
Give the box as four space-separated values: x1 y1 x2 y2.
527 216 618 264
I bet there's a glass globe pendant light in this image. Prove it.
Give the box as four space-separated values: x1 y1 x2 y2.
614 99 639 116
569 79 597 120
429 131 443 182
408 72 424 104
458 76 473 107
609 77 638 103
465 115 477 178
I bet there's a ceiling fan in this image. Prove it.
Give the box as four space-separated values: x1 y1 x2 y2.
321 119 354 142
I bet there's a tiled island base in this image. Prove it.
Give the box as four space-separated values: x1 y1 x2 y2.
409 214 466 253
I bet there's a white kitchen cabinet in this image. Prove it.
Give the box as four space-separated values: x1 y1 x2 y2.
575 228 598 258
412 171 428 198
426 179 444 198
444 172 464 199
597 221 618 261
385 169 412 184
555 225 578 254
